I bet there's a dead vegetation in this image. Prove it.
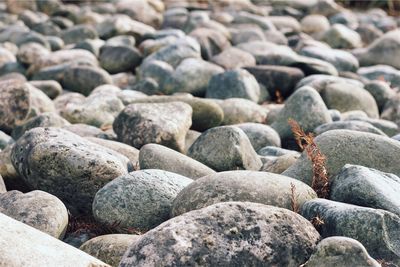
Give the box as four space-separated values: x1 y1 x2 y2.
290 182 300 213
288 119 329 198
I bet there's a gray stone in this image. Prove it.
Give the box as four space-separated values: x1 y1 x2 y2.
93 169 192 231
210 47 256 69
0 175 5 193
120 202 320 267
301 198 400 263
0 190 68 239
172 170 316 216
139 143 215 179
358 65 400 89
113 102 192 152
283 130 400 186
381 94 400 128
364 81 396 112
314 121 386 136
321 24 362 49
187 126 262 171
236 123 281 151
60 25 98 45
331 164 400 217
271 86 332 147
11 127 131 215
74 39 105 57
345 117 399 136
304 236 380 267
0 145 25 191
295 74 364 92
0 213 109 267
184 130 200 154
219 98 267 125
99 45 142 74
206 69 260 102
329 109 342 121
17 42 50 66
189 27 231 60
80 234 140 267
0 130 13 149
300 15 330 35
62 124 116 140
261 153 300 174
29 80 62 99
258 146 300 157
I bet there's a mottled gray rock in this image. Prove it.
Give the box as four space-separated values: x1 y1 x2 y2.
172 170 316 216
301 198 400 263
258 146 300 157
346 117 399 136
11 112 70 140
304 237 380 267
189 27 231 60
99 45 142 74
300 14 330 35
80 234 140 267
331 164 400 217
0 190 68 239
0 175 5 193
139 144 215 179
381 94 400 127
236 123 281 151
321 24 362 49
93 169 192 231
314 121 386 136
271 86 332 147
11 127 131 215
295 74 364 92
0 131 13 149
74 39 105 57
0 144 25 191
63 124 116 140
187 126 262 171
60 25 98 45
283 130 400 185
113 102 192 152
219 98 267 125
120 202 320 267
206 69 260 102
320 82 379 118
0 213 109 267
29 80 62 99
17 42 50 66
364 81 396 112
358 65 400 89
210 47 256 69
261 153 300 174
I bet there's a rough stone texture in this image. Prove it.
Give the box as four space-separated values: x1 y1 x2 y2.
0 144 26 191
113 102 192 152
210 47 256 69
0 130 13 149
172 170 316 216
139 143 215 179
314 121 386 136
0 190 68 239
331 164 400 217
11 127 131 215
321 24 362 49
120 202 320 267
301 198 400 263
236 123 281 151
304 237 380 267
364 81 396 112
99 45 142 74
80 234 140 267
260 153 300 174
271 86 332 147
219 98 267 125
0 174 5 193
187 126 262 171
29 80 62 99
283 130 400 185
63 124 116 140
93 170 192 232
381 94 400 128
0 213 109 267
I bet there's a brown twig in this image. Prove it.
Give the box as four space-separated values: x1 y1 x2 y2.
290 182 299 213
310 214 325 230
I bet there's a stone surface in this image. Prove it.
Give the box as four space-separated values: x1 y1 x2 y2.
314 121 386 136
0 130 13 149
120 202 320 267
99 45 142 74
219 98 267 125
260 153 300 174
210 47 256 69
236 123 281 151
321 24 362 49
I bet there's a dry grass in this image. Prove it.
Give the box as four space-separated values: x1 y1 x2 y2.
290 182 300 213
275 89 284 104
288 119 329 198
310 215 325 230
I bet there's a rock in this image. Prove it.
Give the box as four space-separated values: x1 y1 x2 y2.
301 198 400 263
74 39 105 57
99 45 142 74
0 213 109 267
93 169 192 231
364 81 396 112
0 175 5 193
358 65 400 89
341 110 369 120
245 65 305 99
113 102 192 152
0 48 16 68
172 170 316 216
300 14 330 35
320 82 379 118
314 121 386 136
353 29 400 69
63 124 115 140
29 80 62 99
356 24 383 45
283 130 400 186
0 131 13 149
0 145 26 191
346 117 399 136
60 25 98 45
184 130 200 153
206 69 261 103
271 86 332 148
210 47 256 69
11 112 70 140
11 127 131 215
189 27 230 60
331 164 400 217
80 234 140 267
17 42 50 66
258 146 300 157
321 23 361 49
61 65 113 96
139 143 215 179
0 79 55 134
219 98 267 125
120 202 320 267
261 153 300 174
295 74 364 92
381 94 400 127
0 190 68 239
187 126 262 171
235 123 281 151
304 236 380 267
232 11 276 30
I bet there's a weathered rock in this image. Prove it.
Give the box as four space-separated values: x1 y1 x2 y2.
210 47 256 69
0 144 26 191
60 25 98 45
172 170 316 216
187 126 262 171
364 81 396 112
283 130 400 185
0 213 109 267
304 237 380 267
381 94 400 127
346 117 399 136
99 45 142 74
11 127 131 215
258 146 300 157
321 24 362 49
0 190 68 239
63 124 116 140
29 80 62 99
358 65 400 89
120 202 320 267
300 14 330 35
93 169 192 231
0 175 5 193
0 130 13 149
236 123 281 151
113 102 192 152
260 153 300 174
301 198 400 263
314 121 386 136
80 234 140 267
219 98 267 125
189 27 230 60
139 143 215 179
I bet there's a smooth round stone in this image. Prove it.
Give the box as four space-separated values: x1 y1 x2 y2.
60 25 98 45
219 98 267 125
321 24 362 49
210 47 256 69
99 45 142 74
235 123 281 151
29 80 62 99
261 153 300 174
364 81 395 112
314 121 386 136
300 14 330 35
0 131 13 150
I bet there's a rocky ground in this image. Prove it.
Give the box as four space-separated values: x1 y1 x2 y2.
0 0 400 266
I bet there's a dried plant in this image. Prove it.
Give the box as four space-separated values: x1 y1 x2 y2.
290 182 299 213
275 89 284 104
310 215 325 230
288 119 329 198
377 259 397 267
